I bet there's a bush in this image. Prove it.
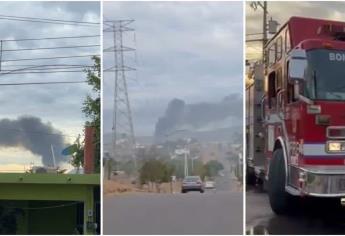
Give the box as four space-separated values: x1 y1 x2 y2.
204 160 224 177
139 159 174 186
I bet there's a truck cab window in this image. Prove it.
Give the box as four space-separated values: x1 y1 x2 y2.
268 44 276 66
277 37 283 61
285 28 291 52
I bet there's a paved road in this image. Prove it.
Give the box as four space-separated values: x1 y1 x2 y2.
104 189 242 235
246 187 345 235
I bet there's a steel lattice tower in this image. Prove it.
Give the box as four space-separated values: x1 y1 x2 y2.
104 20 136 167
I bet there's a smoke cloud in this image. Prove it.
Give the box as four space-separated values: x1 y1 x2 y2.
154 94 242 140
0 116 68 166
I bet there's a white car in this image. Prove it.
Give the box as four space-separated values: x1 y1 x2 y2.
204 181 215 189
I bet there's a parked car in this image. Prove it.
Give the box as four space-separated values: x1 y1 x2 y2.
204 180 215 189
204 180 216 193
181 176 204 193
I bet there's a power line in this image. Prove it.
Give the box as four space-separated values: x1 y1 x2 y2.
2 54 99 62
0 17 98 27
1 35 100 42
2 64 93 68
2 44 100 52
246 32 264 36
2 202 81 210
0 14 99 25
0 14 99 27
0 70 87 75
0 65 96 75
2 64 91 68
0 126 79 138
246 38 264 43
1 69 87 72
0 81 86 86
0 64 96 76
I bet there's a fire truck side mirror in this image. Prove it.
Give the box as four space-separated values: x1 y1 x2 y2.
288 49 307 82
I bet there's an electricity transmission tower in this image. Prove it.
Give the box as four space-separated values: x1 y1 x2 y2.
103 20 136 168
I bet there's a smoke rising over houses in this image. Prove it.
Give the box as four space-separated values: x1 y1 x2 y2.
0 116 67 166
154 94 242 140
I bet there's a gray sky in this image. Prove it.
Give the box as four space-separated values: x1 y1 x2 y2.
103 1 243 136
0 1 100 170
246 1 345 60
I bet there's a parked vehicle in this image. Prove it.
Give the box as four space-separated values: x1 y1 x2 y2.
204 180 216 189
181 176 204 193
246 16 345 214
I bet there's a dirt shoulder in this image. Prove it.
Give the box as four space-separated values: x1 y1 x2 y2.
104 179 182 195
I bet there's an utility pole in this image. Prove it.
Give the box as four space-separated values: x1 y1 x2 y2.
0 40 3 71
103 20 137 170
191 156 194 174
184 139 191 177
262 1 268 61
184 150 189 177
249 1 269 61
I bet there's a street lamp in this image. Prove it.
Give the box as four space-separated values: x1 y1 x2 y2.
191 156 199 174
164 129 192 177
175 148 190 177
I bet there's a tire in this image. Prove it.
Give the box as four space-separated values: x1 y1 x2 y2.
181 190 186 193
246 166 256 186
200 189 204 193
268 148 294 215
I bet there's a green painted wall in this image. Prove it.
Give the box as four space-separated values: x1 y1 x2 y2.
28 201 78 235
0 174 100 235
0 200 79 235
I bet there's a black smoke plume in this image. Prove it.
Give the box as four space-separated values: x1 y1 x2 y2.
154 94 242 140
0 116 68 166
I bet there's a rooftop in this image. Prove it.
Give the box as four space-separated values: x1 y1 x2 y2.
0 173 100 185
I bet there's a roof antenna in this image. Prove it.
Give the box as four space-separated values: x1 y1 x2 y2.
50 144 56 168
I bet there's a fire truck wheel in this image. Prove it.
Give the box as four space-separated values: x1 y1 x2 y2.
246 167 256 186
268 148 294 215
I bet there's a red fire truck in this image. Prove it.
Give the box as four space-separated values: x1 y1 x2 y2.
246 16 345 214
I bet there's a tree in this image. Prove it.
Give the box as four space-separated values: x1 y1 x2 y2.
139 159 173 191
139 159 164 184
68 135 84 170
191 159 208 180
121 160 137 176
163 162 175 183
74 56 100 173
204 160 224 177
169 158 185 179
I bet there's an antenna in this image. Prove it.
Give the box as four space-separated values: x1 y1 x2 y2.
50 144 56 168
